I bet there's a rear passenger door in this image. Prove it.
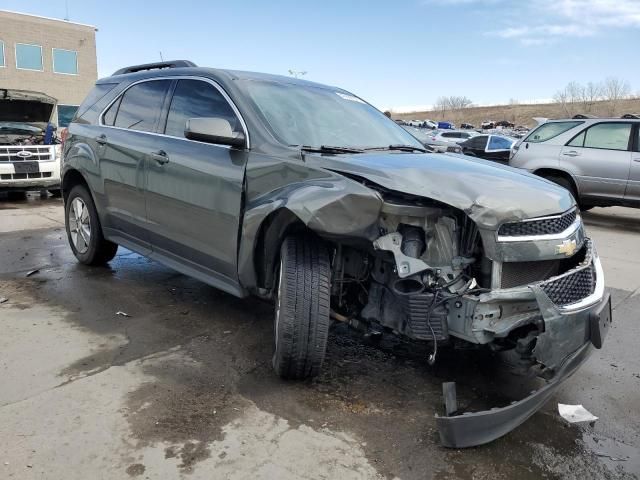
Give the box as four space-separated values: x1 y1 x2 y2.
560 122 632 201
99 79 172 251
145 78 248 294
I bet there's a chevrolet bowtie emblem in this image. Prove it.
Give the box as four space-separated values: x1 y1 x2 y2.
556 239 578 256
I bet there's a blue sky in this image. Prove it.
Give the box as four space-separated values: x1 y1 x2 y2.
4 0 639 110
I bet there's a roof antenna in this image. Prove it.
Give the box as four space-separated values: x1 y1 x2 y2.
64 0 70 21
159 51 164 61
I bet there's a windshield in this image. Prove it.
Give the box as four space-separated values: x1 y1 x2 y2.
524 121 583 143
242 80 423 149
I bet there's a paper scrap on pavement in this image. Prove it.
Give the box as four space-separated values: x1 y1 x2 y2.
116 311 131 317
558 403 598 423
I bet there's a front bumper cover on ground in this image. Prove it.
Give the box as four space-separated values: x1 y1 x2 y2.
436 290 611 448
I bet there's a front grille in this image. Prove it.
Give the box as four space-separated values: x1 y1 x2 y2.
401 294 448 341
497 239 597 307
540 263 597 307
0 146 53 162
501 260 560 288
498 209 577 237
0 172 52 180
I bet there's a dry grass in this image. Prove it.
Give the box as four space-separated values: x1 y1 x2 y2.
393 98 640 128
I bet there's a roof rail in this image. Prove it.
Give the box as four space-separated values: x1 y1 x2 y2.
621 113 640 119
112 60 197 76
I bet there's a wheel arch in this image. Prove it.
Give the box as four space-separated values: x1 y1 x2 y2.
61 168 90 202
533 168 580 196
251 208 312 293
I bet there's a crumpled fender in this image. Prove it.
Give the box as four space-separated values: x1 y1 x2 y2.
237 175 383 290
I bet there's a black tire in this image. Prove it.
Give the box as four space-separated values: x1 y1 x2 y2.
65 185 118 265
49 189 62 198
273 235 331 380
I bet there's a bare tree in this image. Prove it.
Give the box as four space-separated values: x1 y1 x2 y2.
580 81 603 113
554 81 583 116
435 96 449 119
446 96 473 110
553 86 573 116
602 77 631 116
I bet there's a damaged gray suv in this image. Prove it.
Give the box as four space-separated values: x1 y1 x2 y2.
61 61 611 448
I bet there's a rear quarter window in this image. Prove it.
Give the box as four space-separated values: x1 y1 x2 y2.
74 82 120 124
524 121 583 143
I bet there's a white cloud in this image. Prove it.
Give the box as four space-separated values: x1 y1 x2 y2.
442 0 640 45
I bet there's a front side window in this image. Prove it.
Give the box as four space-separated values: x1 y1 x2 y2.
53 49 78 74
581 123 632 151
57 105 79 127
242 80 422 149
112 80 171 132
525 121 583 143
488 136 514 150
0 41 5 67
164 79 240 138
467 136 486 149
16 43 43 71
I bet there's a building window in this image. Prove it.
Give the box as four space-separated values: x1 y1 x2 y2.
0 41 5 67
57 105 80 127
52 48 78 75
16 43 43 71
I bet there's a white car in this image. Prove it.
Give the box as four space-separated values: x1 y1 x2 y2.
0 90 61 196
425 129 480 148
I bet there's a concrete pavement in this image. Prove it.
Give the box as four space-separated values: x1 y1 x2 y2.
0 194 638 479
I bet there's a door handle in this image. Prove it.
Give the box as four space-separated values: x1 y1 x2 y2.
633 157 640 163
95 134 107 145
563 150 580 157
150 150 170 165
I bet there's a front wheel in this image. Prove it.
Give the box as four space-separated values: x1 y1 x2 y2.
65 185 118 265
273 235 331 380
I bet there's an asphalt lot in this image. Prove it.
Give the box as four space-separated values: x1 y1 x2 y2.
0 193 639 480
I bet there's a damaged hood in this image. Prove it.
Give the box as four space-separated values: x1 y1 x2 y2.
0 89 57 125
309 152 574 229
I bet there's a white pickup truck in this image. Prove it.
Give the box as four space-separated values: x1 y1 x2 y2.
0 89 62 196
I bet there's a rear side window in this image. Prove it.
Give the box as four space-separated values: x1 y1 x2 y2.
579 123 632 151
164 79 240 138
525 121 583 143
441 132 456 138
113 80 172 132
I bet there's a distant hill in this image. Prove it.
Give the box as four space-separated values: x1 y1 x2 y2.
393 98 640 128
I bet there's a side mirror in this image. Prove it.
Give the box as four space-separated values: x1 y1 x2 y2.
185 117 245 148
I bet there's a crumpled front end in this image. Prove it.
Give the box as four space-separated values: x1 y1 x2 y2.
349 198 610 447
433 213 611 447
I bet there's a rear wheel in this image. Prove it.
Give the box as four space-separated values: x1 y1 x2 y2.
273 235 331 380
65 185 118 265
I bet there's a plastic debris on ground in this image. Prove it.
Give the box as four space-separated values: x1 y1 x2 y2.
0 297 8 304
558 403 598 423
116 311 131 317
26 269 39 277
